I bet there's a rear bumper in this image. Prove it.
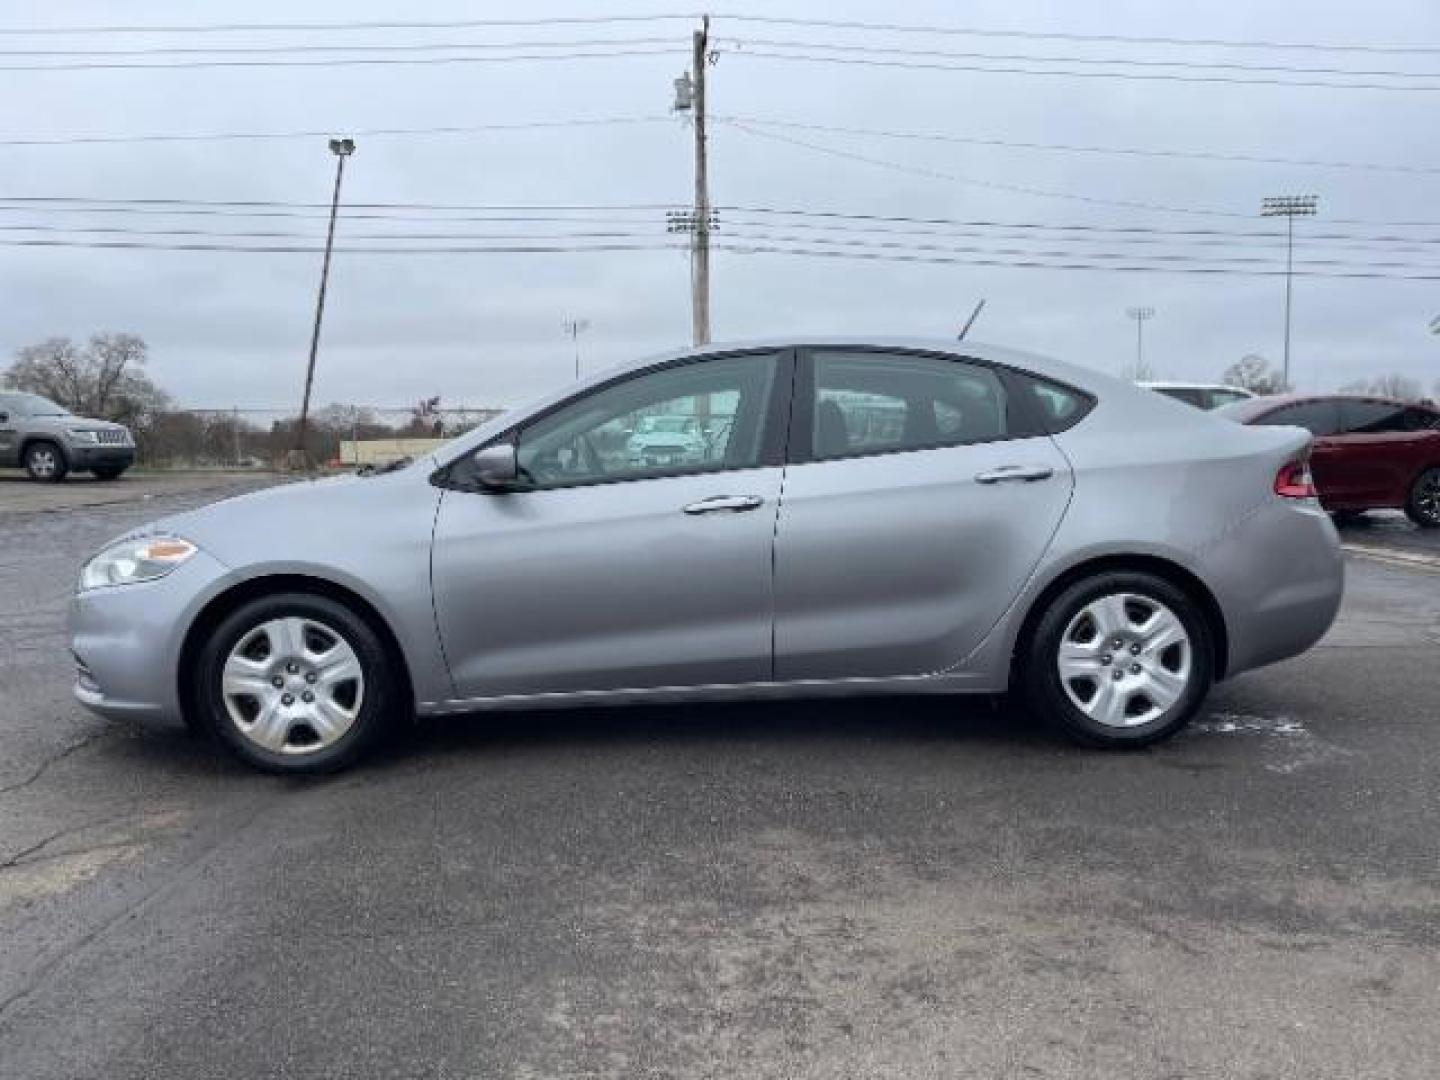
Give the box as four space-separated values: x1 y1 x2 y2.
1204 501 1344 678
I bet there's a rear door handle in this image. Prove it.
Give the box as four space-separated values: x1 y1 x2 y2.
975 465 1054 484
683 494 765 514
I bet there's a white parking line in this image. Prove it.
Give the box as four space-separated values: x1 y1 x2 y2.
1341 542 1440 573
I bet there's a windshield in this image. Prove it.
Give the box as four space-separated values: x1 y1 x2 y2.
639 417 695 434
1 392 70 417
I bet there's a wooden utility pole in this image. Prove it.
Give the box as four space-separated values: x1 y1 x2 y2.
294 137 354 468
690 16 711 346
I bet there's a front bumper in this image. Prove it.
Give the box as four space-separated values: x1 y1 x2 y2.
66 444 135 469
68 548 231 727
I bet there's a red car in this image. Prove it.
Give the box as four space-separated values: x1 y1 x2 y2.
1218 394 1440 527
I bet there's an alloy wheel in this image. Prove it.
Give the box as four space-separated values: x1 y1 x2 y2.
221 616 365 754
1414 469 1440 526
1056 592 1193 728
27 446 58 479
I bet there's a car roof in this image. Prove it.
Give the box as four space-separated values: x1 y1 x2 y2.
623 336 1118 395
1138 381 1253 393
1217 392 1437 420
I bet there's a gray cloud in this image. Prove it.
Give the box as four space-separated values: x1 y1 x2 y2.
3 0 1439 413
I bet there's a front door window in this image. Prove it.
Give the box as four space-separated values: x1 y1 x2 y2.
515 353 777 488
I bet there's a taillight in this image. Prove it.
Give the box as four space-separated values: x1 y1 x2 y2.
1274 459 1318 499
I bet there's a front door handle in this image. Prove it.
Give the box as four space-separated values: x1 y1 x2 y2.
683 494 764 514
975 465 1054 484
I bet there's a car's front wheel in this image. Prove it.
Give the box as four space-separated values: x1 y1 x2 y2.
23 440 68 482
1405 467 1440 529
194 593 397 773
1024 571 1213 748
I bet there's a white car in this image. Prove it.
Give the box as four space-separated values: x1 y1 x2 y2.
626 415 708 468
1139 382 1257 411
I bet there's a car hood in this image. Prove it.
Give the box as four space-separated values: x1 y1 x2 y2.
107 457 439 565
28 414 130 434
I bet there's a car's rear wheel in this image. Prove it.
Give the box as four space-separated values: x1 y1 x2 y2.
194 592 396 773
91 465 128 480
1405 467 1440 528
23 440 68 482
1024 571 1213 748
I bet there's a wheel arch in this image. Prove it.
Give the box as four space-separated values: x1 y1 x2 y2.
1011 554 1230 682
177 573 416 727
19 434 69 466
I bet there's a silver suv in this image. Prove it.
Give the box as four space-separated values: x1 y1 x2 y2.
0 391 135 482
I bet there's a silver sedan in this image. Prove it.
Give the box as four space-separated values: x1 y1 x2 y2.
69 338 1343 773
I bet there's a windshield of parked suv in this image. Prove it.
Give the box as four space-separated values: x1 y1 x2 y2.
636 416 696 435
0 392 71 417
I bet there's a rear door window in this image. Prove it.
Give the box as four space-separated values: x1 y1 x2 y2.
1256 400 1341 436
806 350 1010 461
1339 400 1409 434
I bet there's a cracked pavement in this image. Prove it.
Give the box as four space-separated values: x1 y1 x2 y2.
2 477 1439 1078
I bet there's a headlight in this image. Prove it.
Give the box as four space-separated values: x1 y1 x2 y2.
67 428 100 443
80 536 198 591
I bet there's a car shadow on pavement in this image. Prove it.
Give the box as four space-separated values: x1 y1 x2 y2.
93 697 1057 781
388 695 1052 768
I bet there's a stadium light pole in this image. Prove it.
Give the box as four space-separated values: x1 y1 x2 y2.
294 137 355 468
1261 194 1318 391
1126 306 1155 380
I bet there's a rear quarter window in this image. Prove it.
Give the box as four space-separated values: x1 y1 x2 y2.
1006 371 1095 435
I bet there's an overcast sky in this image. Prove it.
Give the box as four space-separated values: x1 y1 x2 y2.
3 0 1439 413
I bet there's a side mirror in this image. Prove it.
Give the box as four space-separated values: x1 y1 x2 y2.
471 442 521 489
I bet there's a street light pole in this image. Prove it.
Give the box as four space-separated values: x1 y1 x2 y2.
1261 194 1318 391
1126 306 1155 380
294 137 355 468
563 317 590 380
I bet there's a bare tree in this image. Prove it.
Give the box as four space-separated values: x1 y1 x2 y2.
1222 354 1289 395
4 332 169 425
1337 373 1423 400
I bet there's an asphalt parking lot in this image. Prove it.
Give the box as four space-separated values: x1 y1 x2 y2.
2 475 1438 1079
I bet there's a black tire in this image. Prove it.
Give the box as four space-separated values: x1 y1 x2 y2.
91 466 128 481
193 592 398 774
1022 571 1214 749
23 440 68 482
1404 467 1440 529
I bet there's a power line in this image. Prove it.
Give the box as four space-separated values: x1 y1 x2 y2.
10 219 1440 256
712 242 1440 281
8 195 1440 240
721 119 1248 218
715 14 1440 58
0 14 701 35
3 110 1433 187
0 238 685 254
726 47 1440 93
11 34 1438 83
0 45 680 72
0 36 684 57
0 115 671 147
723 36 1440 82
2 11 1433 59
8 231 1440 279
719 116 1440 178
